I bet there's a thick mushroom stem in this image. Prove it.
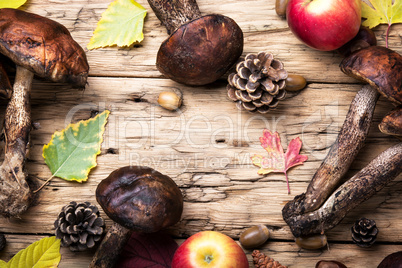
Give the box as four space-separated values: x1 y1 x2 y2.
283 143 402 237
89 223 132 268
0 66 33 217
295 85 379 214
0 61 11 99
147 0 202 34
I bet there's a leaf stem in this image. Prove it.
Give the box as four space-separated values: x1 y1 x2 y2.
284 172 290 194
386 23 391 48
33 175 55 193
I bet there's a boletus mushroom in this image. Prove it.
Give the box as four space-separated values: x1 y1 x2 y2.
379 106 402 138
282 46 402 237
90 166 183 268
147 0 244 85
0 61 11 99
0 8 89 217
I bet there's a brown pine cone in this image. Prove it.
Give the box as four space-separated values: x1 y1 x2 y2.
351 217 378 248
252 250 288 268
54 201 105 251
227 51 288 114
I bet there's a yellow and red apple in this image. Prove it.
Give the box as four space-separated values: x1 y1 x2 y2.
286 0 361 51
171 231 249 268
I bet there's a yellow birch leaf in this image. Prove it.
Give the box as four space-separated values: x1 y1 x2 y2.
87 0 147 49
42 110 110 183
4 237 61 268
0 0 27 8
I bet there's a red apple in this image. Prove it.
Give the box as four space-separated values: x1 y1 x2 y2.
286 0 361 51
171 231 249 268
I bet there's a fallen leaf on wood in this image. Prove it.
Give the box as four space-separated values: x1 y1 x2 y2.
251 129 308 194
361 0 402 47
87 0 147 49
116 232 179 268
42 110 110 183
0 236 61 268
0 0 27 8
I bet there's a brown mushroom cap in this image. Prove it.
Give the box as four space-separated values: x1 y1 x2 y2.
0 8 88 88
379 106 402 137
340 46 402 105
96 166 183 233
156 14 243 86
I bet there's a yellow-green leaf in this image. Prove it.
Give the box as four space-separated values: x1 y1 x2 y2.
362 0 402 47
2 237 61 268
87 0 147 49
43 110 110 182
362 0 402 28
0 0 27 8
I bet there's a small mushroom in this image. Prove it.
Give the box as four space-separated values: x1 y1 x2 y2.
379 106 402 138
0 8 89 217
282 46 402 237
89 166 183 268
337 26 377 57
147 0 244 85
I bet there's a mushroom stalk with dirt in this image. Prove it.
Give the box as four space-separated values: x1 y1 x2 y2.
283 143 402 237
89 166 183 268
0 8 89 217
0 61 11 99
282 46 402 237
147 0 243 85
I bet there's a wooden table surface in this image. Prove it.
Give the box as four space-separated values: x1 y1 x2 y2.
0 0 401 267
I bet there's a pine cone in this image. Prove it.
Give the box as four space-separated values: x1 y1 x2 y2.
227 51 288 114
351 217 378 247
54 201 105 251
252 250 288 268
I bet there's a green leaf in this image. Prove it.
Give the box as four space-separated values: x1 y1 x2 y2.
0 0 27 8
3 237 61 268
87 0 147 49
362 0 402 29
43 110 110 182
362 0 402 47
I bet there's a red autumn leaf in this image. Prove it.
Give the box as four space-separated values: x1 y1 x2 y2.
251 129 308 194
116 231 179 268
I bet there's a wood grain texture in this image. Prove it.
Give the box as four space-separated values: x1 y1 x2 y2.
0 0 401 267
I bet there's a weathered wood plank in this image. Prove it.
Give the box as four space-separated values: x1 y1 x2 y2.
0 234 400 267
0 78 399 245
1 0 402 266
19 0 402 83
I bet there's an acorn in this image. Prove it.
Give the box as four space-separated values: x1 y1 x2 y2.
295 234 327 250
158 91 182 111
239 225 270 248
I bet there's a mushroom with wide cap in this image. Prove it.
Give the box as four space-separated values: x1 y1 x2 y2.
90 166 183 268
147 0 244 86
379 106 402 138
0 8 89 217
282 45 402 237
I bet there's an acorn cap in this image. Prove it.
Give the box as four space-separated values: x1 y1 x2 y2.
0 8 89 88
96 166 183 233
340 46 402 105
156 14 243 86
